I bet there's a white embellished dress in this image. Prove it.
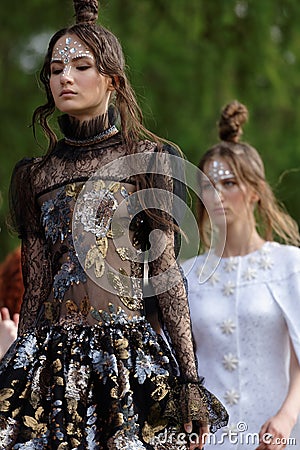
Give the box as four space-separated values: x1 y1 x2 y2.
182 241 300 449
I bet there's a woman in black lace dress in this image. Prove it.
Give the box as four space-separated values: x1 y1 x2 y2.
0 1 228 448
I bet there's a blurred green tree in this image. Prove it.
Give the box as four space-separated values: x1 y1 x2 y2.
0 0 299 261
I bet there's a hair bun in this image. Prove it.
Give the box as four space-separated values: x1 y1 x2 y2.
218 100 248 142
73 0 99 24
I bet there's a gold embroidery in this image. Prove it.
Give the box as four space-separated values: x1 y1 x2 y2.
55 377 64 386
58 444 69 450
116 247 132 261
67 398 82 423
65 297 91 320
85 245 105 278
108 181 121 193
0 388 14 400
53 359 62 373
12 407 21 418
115 412 124 427
23 416 47 434
30 391 40 409
107 269 143 311
66 183 82 198
142 403 168 443
93 180 105 191
66 300 78 315
0 388 14 412
44 301 60 321
19 381 31 399
35 406 44 420
111 387 118 399
151 376 169 401
67 423 74 434
80 296 91 316
115 338 129 359
96 236 108 258
118 362 130 397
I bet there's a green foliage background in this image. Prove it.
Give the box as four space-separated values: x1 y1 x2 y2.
1 0 300 261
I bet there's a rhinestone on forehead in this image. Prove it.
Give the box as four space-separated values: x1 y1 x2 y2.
51 36 94 64
208 160 234 184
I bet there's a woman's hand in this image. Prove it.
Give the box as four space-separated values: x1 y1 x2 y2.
184 421 210 449
0 307 19 359
256 412 296 449
256 340 300 449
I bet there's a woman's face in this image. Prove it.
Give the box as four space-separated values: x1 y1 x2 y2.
49 34 114 121
201 157 257 229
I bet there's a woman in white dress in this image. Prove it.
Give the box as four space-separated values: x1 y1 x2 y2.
183 100 300 449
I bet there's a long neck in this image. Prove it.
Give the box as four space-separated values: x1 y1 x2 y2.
214 217 265 257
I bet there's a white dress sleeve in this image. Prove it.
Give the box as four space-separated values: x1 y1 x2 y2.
267 245 300 364
269 270 300 364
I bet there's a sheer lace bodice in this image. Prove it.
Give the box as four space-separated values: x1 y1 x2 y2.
9 115 228 429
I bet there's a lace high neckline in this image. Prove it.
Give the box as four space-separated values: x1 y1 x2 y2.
58 112 119 147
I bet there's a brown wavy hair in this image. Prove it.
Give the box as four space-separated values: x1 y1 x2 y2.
32 0 161 155
30 0 184 233
197 100 300 249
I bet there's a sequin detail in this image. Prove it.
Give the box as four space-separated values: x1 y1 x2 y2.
74 181 144 311
0 306 194 449
51 36 93 64
65 125 119 147
207 160 234 184
41 184 87 302
75 180 119 239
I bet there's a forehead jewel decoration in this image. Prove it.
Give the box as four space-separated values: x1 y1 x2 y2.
208 160 234 184
51 36 93 64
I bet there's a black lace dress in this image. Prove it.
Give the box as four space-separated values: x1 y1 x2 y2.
0 116 228 449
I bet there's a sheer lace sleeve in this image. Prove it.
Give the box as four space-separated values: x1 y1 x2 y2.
9 159 52 335
146 147 228 431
